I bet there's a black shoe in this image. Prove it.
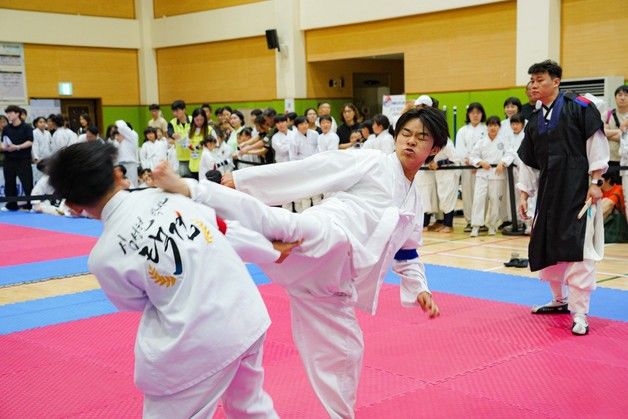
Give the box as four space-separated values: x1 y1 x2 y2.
531 303 570 314
479 225 488 232
504 258 528 268
463 223 472 232
498 221 512 230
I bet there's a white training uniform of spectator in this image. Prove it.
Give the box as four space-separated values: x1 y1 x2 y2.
271 129 293 163
31 174 70 216
455 122 487 227
50 126 76 154
32 127 53 162
317 131 340 153
469 131 511 234
363 130 395 154
289 127 321 212
114 120 140 187
140 138 168 170
315 115 338 133
432 139 461 218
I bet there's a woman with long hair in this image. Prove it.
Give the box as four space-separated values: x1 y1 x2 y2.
336 103 361 149
187 108 212 179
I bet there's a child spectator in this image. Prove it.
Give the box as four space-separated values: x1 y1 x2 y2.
317 115 339 152
363 114 394 154
140 127 168 170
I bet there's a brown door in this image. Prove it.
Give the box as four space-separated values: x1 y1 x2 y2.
60 99 101 133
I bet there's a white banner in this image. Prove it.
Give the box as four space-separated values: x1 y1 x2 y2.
382 94 406 122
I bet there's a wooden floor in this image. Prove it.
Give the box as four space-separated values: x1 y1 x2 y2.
1 216 626 308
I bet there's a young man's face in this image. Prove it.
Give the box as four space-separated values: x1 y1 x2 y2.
529 72 559 103
468 109 483 126
320 119 331 134
615 90 628 108
504 104 518 118
395 117 439 173
173 108 185 120
6 111 19 124
151 109 160 119
297 121 308 135
487 123 500 139
511 121 524 135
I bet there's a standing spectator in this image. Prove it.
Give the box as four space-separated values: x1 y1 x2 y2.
519 82 535 121
147 104 168 133
31 116 53 163
317 115 340 152
499 97 523 225
48 114 75 153
114 120 140 187
517 60 609 335
140 127 168 170
426 138 461 233
187 108 213 179
271 114 293 163
337 103 361 149
359 120 375 144
167 100 192 177
304 108 322 134
602 85 628 185
363 114 394 154
1 105 33 211
201 103 214 126
290 116 320 211
226 110 245 154
455 103 487 231
77 113 91 135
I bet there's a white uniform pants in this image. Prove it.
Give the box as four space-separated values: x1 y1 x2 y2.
143 335 276 419
435 169 460 214
197 182 363 417
539 260 596 315
471 176 503 229
416 170 438 214
120 161 138 187
460 169 476 223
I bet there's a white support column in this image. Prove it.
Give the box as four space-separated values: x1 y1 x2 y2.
135 0 159 104
516 0 561 85
273 0 307 100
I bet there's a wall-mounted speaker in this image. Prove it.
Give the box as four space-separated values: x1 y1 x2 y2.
265 29 280 51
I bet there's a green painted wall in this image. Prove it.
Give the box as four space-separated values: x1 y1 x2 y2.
102 106 144 136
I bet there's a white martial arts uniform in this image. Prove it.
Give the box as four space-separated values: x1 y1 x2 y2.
89 188 278 418
433 140 461 215
317 131 340 152
469 134 510 230
139 139 168 170
31 174 70 216
289 129 321 212
115 120 140 187
32 128 53 162
517 129 608 315
185 149 431 418
501 129 526 224
271 130 293 163
362 131 395 154
316 115 338 133
50 127 75 154
455 123 487 224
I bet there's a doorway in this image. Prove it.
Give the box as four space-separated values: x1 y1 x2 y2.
353 73 392 120
60 98 102 133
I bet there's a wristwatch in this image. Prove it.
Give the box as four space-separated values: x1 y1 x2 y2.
591 178 603 187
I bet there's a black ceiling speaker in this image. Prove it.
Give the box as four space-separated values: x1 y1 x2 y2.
265 29 280 51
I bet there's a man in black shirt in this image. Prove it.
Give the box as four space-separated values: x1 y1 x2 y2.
2 105 33 210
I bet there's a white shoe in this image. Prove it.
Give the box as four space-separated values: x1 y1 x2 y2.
531 300 570 314
571 314 589 335
470 227 479 237
488 227 497 235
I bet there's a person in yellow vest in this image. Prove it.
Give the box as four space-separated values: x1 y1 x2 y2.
187 108 214 180
167 100 192 177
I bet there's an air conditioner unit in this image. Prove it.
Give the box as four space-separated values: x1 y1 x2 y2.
559 76 624 109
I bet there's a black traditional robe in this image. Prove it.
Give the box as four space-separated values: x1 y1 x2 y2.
517 92 603 272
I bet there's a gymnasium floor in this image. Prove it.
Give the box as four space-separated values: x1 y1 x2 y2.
1 211 627 418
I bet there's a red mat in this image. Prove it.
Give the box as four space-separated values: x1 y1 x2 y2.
1 284 627 418
0 224 96 266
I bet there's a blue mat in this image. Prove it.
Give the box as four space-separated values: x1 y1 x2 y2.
0 256 89 287
0 212 102 237
1 264 626 335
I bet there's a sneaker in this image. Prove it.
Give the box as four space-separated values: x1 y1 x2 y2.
571 314 589 335
470 227 479 237
531 301 570 314
488 227 497 236
463 223 472 233
479 225 488 232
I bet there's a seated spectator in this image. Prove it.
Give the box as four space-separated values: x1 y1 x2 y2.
600 172 625 221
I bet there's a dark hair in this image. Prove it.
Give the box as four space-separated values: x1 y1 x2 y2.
274 114 287 123
394 107 449 149
503 97 522 112
293 116 307 126
19 107 27 116
50 114 65 128
200 136 217 147
528 59 562 79
262 108 277 118
341 103 360 125
201 103 212 110
238 127 253 137
319 114 333 123
86 125 99 136
188 108 209 139
205 169 222 183
4 105 21 114
231 110 244 126
36 158 49 173
254 114 267 126
32 116 46 128
222 106 233 113
465 103 486 124
105 124 117 139
139 167 152 176
430 96 439 109
373 114 390 130
214 107 224 116
48 142 118 206
144 127 156 138
114 164 127 176
286 112 298 121
350 129 363 139
486 115 501 126
250 108 263 117
304 107 317 117
148 104 160 111
615 85 628 96
509 113 524 125
171 100 186 110
359 119 374 135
